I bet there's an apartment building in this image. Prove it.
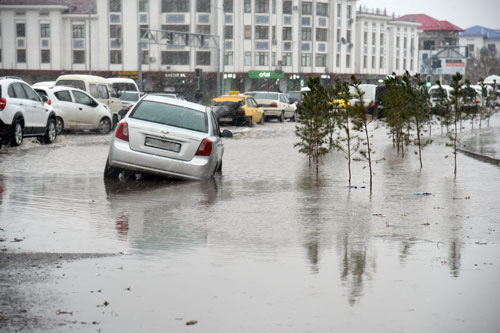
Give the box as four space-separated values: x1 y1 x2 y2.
1 0 420 97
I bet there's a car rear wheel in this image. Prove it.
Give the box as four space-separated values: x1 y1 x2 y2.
279 112 284 123
98 118 112 134
104 159 123 179
11 120 23 146
246 116 254 127
291 112 297 122
41 118 57 144
56 117 64 135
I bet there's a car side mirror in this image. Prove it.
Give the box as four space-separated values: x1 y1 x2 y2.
220 129 233 138
118 108 128 118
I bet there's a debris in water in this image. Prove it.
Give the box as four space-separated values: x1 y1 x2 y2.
186 320 198 326
56 310 73 315
422 221 431 226
373 213 386 217
415 192 432 196
12 238 24 242
475 241 487 245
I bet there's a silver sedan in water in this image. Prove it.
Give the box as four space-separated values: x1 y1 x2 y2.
104 95 232 180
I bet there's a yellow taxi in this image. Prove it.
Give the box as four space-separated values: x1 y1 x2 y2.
330 99 351 108
212 91 264 126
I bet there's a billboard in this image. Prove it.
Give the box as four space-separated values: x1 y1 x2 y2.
419 49 466 76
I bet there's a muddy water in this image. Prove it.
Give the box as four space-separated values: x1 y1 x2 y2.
1 116 500 332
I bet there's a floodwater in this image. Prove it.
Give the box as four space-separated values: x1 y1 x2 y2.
1 114 500 332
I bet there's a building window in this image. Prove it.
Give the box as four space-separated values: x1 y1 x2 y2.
255 26 269 40
244 0 251 13
139 0 149 12
467 44 474 55
380 56 384 68
197 25 211 34
337 4 341 17
283 1 292 14
245 51 251 65
372 56 376 69
245 25 251 39
110 0 121 12
255 52 268 65
301 28 311 41
255 0 269 13
346 30 351 43
396 37 400 49
403 59 407 70
347 5 352 18
380 33 384 46
17 49 26 63
363 55 367 69
336 54 340 67
41 50 50 64
40 24 50 38
161 51 190 65
110 25 121 39
302 2 312 15
196 51 211 65
16 23 26 37
282 52 292 66
346 54 350 68
162 0 189 12
197 0 211 13
224 26 233 39
316 28 327 42
73 24 85 38
283 27 292 40
301 53 311 66
316 54 326 67
224 0 233 12
110 50 122 64
73 50 85 64
224 51 233 65
317 3 328 16
488 44 496 52
142 50 149 64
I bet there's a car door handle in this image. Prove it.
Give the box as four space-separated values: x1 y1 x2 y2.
79 107 83 110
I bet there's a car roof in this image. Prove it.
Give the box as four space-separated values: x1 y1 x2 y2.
143 94 207 113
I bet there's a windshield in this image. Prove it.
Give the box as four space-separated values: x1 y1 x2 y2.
131 100 207 133
286 92 301 100
56 80 85 91
429 88 447 99
120 91 139 102
250 92 279 100
113 82 138 92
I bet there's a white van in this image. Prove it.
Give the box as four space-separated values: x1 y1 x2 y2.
349 84 377 108
108 78 141 109
55 74 122 126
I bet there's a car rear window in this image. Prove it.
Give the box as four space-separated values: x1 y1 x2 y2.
56 80 85 91
131 100 207 133
251 92 278 100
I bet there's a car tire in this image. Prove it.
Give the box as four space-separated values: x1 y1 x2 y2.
259 114 265 124
11 119 23 146
216 160 222 173
98 118 112 134
279 112 284 123
112 114 119 129
56 117 64 135
291 112 296 122
246 116 254 127
41 118 57 144
104 159 122 179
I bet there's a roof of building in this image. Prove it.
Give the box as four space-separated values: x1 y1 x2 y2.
460 26 500 40
0 0 96 14
399 14 463 32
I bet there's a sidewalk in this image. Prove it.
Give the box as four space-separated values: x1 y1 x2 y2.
459 112 500 165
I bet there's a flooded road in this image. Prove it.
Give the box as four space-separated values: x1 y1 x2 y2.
1 115 500 332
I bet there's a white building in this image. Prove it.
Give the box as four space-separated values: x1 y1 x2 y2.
355 7 420 76
1 0 419 97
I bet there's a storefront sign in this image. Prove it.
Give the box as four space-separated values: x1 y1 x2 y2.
248 70 284 79
165 73 187 78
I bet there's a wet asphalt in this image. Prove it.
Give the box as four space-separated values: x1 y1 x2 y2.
1 114 500 332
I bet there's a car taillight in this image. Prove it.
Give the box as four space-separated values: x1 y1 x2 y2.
475 98 479 103
269 102 278 108
236 108 245 115
46 99 52 105
371 102 376 106
195 138 212 156
0 98 6 111
115 122 129 141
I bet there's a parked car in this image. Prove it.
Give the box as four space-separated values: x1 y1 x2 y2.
108 77 140 95
33 86 113 135
0 77 57 147
244 91 297 122
105 95 233 180
55 74 122 127
117 90 141 110
212 91 264 126
285 90 304 105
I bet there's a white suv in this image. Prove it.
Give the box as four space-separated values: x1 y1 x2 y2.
0 77 57 148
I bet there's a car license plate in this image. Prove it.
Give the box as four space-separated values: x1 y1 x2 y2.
145 137 181 153
219 117 232 122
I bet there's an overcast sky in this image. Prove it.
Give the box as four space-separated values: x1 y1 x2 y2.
358 0 500 30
